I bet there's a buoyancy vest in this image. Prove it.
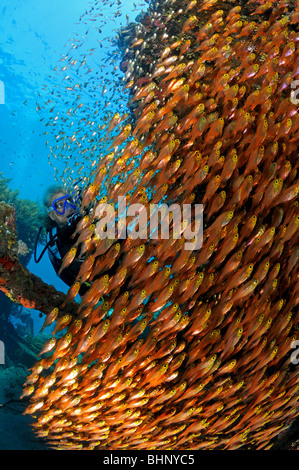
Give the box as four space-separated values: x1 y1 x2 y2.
46 217 84 288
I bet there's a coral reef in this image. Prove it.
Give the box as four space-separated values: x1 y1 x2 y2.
17 241 29 257
0 173 42 265
4 0 299 451
0 201 77 317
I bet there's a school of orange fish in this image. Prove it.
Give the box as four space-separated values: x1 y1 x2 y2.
22 0 299 450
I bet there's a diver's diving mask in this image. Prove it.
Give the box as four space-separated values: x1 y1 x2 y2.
48 194 77 216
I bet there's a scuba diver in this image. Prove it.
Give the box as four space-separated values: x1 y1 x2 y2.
35 182 128 298
35 183 91 296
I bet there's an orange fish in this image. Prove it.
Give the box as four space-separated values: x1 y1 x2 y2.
212 233 239 268
122 244 145 269
80 184 98 210
260 178 283 210
206 211 234 237
107 124 132 150
220 153 238 184
52 333 72 359
230 279 259 304
57 247 77 275
40 308 59 332
151 283 176 313
270 181 299 207
202 174 221 204
51 314 72 335
181 15 197 34
38 337 57 356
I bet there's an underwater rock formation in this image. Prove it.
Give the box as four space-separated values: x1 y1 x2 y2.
0 175 79 375
9 0 299 450
0 201 77 317
0 173 42 266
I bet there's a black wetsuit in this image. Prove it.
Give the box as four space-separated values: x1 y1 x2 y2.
46 212 127 296
46 213 90 295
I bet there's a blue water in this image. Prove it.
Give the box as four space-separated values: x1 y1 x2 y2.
0 0 145 334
